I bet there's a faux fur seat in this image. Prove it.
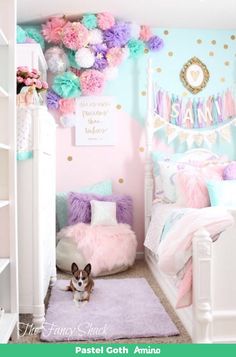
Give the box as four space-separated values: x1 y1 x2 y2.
56 223 137 277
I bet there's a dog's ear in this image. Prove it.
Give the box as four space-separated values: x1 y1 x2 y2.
71 262 79 275
84 263 91 276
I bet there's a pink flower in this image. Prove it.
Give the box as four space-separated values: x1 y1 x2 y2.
17 76 24 83
80 69 105 95
42 81 49 89
139 25 152 41
59 98 76 114
42 17 67 44
97 12 115 30
24 78 33 86
35 80 43 89
106 47 124 67
62 22 89 50
17 66 28 73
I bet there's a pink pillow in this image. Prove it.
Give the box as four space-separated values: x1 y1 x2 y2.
175 165 224 208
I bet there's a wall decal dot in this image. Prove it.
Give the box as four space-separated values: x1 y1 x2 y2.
209 51 214 56
164 30 169 35
220 77 225 82
211 40 216 45
139 146 145 152
168 51 173 57
118 178 124 184
67 156 73 161
197 39 202 44
231 35 235 40
156 67 162 73
116 104 122 110
224 44 229 49
141 91 147 96
144 48 149 54
224 61 230 66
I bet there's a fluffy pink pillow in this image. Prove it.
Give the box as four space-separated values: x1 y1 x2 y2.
175 165 224 208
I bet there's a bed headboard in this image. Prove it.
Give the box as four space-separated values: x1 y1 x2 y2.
144 59 220 235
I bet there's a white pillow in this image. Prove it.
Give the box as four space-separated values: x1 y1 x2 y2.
90 200 117 226
158 161 179 202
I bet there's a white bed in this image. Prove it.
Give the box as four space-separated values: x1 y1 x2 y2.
144 60 236 343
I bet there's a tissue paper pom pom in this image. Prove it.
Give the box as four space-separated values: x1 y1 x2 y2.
223 162 236 180
82 13 97 30
59 98 76 114
106 47 124 67
103 22 131 48
88 29 103 45
139 25 152 41
45 47 68 73
129 23 140 39
52 71 81 98
17 25 27 43
66 49 80 69
147 35 164 51
93 44 108 70
103 66 119 81
80 69 105 95
128 39 145 58
24 26 45 50
42 17 66 44
97 12 115 30
46 90 61 110
62 22 89 50
75 48 95 68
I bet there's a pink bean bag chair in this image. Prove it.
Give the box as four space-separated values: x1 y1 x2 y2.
56 223 137 277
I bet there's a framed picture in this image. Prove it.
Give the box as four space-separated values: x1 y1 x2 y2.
75 96 115 146
180 57 210 94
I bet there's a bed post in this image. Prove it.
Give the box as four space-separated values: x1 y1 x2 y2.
192 228 213 343
145 58 154 235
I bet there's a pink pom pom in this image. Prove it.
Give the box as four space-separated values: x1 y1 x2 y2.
59 98 76 114
106 47 124 67
42 17 67 44
80 69 105 95
62 22 89 50
139 25 152 41
97 12 115 30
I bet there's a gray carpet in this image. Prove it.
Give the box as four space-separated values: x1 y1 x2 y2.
17 260 192 343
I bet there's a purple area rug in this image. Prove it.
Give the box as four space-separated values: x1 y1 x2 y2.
40 278 179 341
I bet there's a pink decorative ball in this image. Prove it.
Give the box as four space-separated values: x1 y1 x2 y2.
62 22 89 50
97 12 115 30
139 25 152 41
223 162 236 180
80 69 105 95
106 47 124 67
59 98 76 114
42 17 67 44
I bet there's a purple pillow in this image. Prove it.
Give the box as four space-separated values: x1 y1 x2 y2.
68 192 133 226
223 161 236 180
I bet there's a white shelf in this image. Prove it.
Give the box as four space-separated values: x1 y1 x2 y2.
0 201 10 208
0 143 10 150
0 313 17 343
0 259 9 274
0 86 8 97
0 29 8 46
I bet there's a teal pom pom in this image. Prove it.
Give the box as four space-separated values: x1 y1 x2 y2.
24 26 45 50
82 13 97 30
52 71 81 98
66 49 81 69
17 25 26 43
128 39 145 58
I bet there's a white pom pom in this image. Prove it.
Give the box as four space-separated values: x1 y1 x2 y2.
45 46 68 73
88 29 103 45
130 23 141 39
103 66 119 81
75 48 95 69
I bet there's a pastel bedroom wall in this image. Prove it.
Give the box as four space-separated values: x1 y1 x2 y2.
56 27 236 252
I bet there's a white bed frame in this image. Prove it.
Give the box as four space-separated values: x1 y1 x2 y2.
144 59 236 343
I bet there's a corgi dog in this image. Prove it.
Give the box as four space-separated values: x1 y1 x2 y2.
66 263 94 305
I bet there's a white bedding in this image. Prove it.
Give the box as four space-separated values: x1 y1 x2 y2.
144 201 180 255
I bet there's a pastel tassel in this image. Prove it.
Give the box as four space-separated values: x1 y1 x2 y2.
192 98 198 128
216 94 223 122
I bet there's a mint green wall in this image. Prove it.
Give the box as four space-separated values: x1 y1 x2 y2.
104 28 236 158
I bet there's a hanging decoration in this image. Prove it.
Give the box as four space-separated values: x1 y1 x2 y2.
35 13 164 118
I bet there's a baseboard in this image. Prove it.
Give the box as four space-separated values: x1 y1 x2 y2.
136 252 144 260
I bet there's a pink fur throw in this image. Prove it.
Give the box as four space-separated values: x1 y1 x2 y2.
175 165 224 208
59 223 137 277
